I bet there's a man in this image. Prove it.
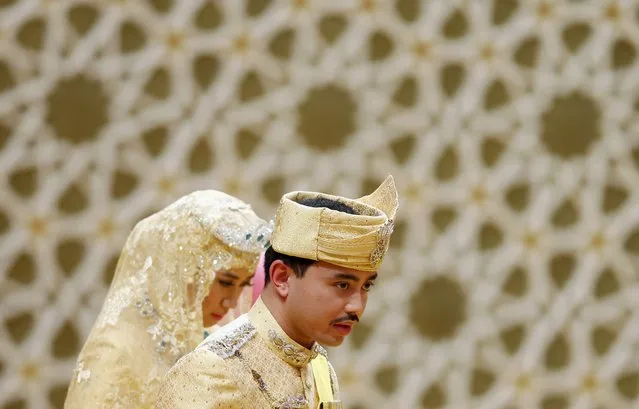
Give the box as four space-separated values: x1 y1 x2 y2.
156 176 398 409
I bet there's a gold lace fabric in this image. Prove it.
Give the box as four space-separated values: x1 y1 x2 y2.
64 190 272 409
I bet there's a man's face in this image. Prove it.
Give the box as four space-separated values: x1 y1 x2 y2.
286 262 377 347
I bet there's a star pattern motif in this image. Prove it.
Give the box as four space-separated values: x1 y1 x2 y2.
2 1 639 408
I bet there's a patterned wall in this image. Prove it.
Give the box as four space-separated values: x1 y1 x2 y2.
2 0 639 408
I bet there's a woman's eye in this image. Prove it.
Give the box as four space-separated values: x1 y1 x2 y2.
241 281 252 287
218 280 234 287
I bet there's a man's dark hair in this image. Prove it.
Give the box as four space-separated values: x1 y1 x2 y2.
263 197 358 284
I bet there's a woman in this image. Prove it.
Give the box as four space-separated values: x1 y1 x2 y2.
205 251 266 334
64 190 271 409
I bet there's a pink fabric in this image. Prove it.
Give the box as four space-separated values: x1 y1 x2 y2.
252 252 266 304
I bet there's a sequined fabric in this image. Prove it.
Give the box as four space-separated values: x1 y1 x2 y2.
156 299 341 409
64 190 271 409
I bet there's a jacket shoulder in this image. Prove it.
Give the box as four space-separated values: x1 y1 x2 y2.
199 315 257 359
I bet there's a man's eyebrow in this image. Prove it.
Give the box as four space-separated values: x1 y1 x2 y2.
333 273 378 281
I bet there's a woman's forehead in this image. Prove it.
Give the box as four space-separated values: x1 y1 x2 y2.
218 268 253 280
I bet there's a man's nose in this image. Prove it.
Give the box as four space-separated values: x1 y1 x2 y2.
345 292 365 317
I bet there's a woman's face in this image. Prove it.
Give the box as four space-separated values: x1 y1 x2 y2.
201 268 253 327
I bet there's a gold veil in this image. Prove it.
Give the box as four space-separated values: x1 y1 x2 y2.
64 190 271 409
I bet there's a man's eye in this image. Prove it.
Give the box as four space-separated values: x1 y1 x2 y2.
363 282 375 292
336 282 349 290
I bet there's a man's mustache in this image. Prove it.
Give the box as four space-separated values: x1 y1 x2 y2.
331 313 359 324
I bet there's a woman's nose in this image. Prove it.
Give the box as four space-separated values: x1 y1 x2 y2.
221 297 237 309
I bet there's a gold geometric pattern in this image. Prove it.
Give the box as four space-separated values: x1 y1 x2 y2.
1 1 639 408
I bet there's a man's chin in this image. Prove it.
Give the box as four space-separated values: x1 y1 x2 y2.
317 335 345 348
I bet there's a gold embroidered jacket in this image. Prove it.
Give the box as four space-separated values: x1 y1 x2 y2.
155 299 341 409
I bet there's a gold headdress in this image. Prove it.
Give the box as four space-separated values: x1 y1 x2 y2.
95 190 272 357
270 176 399 271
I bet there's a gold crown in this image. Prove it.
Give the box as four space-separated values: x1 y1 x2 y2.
270 176 399 271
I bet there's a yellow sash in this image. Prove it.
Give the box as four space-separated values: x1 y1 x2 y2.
311 354 337 408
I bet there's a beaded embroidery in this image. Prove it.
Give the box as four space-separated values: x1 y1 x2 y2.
370 218 394 267
268 329 319 367
204 322 257 359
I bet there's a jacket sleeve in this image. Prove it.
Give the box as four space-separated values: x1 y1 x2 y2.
155 349 243 409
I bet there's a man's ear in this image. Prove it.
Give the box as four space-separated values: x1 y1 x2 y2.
269 260 292 298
